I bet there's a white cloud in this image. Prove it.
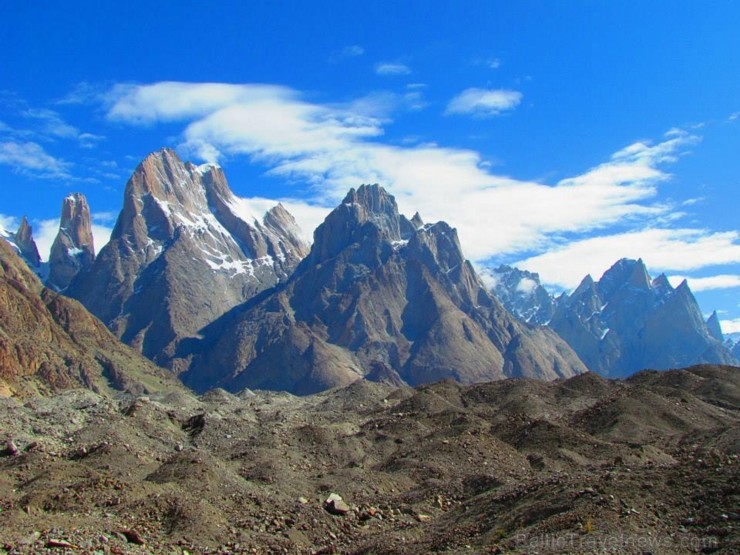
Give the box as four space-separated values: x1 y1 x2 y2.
340 44 365 58
34 218 60 261
472 57 501 69
0 141 71 178
105 82 737 275
0 214 19 235
516 277 538 294
235 196 330 244
107 82 301 125
517 229 740 290
91 223 113 254
445 88 522 117
375 62 411 76
23 108 79 139
720 318 740 334
78 132 106 148
667 274 740 292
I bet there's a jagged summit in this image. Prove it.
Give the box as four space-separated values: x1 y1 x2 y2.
181 184 586 394
491 258 737 378
67 148 309 369
47 193 95 291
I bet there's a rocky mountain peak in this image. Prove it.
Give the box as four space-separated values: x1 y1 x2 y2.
67 148 308 368
342 183 402 240
309 184 402 265
47 193 95 291
626 258 651 290
15 216 41 268
651 273 673 298
407 221 466 275
598 258 646 300
706 311 724 342
183 184 586 394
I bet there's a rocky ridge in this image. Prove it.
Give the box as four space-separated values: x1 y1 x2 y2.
483 264 555 325
181 184 587 394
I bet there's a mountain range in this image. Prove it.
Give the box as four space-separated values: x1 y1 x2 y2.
179 183 585 393
1 148 737 396
489 260 738 377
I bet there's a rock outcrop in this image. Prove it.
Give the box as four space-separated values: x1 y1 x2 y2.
706 310 724 342
67 149 308 370
47 193 96 291
181 184 586 394
15 216 42 269
0 239 180 397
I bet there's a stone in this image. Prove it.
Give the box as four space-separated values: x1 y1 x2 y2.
5 439 18 456
121 529 145 545
324 493 350 515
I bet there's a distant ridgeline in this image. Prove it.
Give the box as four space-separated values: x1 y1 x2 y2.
487 260 738 378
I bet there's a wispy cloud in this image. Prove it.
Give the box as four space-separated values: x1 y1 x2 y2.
23 108 80 139
445 88 522 117
56 81 109 105
471 57 501 69
0 141 71 179
375 62 411 76
0 214 19 235
104 81 737 276
330 45 365 62
667 274 740 292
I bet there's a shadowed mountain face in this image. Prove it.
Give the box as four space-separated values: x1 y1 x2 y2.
0 239 180 398
181 184 586 394
67 149 309 370
490 260 738 378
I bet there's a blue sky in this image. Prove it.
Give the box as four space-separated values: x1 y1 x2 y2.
1 1 739 331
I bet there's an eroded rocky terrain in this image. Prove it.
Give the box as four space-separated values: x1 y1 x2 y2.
1 365 737 554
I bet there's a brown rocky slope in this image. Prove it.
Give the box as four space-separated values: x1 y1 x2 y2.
1 364 736 553
0 238 181 398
